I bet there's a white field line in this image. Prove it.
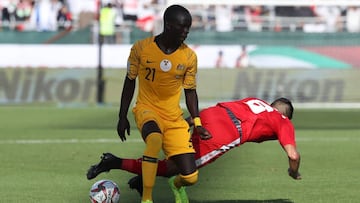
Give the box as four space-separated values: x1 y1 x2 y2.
0 138 143 145
0 137 359 145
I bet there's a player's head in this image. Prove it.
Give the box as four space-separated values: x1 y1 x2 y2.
163 4 192 43
271 97 294 120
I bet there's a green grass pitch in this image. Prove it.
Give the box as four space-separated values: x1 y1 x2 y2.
0 105 359 203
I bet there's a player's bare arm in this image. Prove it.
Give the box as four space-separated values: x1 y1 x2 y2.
184 89 212 140
117 76 136 141
284 144 301 180
185 116 194 126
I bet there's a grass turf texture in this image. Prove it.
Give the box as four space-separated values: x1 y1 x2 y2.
0 105 359 203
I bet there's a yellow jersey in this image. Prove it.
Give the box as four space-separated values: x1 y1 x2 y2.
127 36 197 121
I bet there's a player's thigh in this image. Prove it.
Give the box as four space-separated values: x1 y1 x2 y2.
170 152 197 175
162 119 194 158
133 105 164 138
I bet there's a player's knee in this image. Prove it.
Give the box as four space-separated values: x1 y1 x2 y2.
145 132 162 150
142 121 161 139
180 170 198 186
143 132 162 158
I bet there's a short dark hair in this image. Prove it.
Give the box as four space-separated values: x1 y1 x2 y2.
163 4 191 23
271 97 294 120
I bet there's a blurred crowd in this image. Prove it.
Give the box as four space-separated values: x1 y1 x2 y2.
190 5 360 33
0 0 73 31
1 0 360 34
0 0 166 32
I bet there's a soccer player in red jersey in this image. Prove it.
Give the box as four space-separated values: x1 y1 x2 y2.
87 97 301 195
191 97 300 174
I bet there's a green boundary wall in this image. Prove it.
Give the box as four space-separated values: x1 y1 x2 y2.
1 27 360 45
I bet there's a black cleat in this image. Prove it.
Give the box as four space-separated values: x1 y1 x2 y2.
86 153 120 180
128 175 143 196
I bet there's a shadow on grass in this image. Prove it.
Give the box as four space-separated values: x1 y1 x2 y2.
190 199 293 203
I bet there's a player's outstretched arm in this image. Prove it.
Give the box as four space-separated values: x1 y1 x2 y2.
284 144 301 180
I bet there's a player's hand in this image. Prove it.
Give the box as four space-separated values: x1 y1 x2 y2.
288 168 302 180
117 118 130 142
195 126 212 140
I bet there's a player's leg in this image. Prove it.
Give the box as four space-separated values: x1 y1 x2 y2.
127 154 197 199
86 152 124 180
132 105 167 202
87 153 179 196
141 120 163 202
163 118 197 203
128 159 180 196
87 154 176 180
168 153 198 203
170 153 198 186
123 157 176 176
87 154 177 197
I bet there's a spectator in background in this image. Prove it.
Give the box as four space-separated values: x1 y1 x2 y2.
314 6 342 32
135 0 156 33
57 4 72 30
235 45 249 68
244 6 263 32
1 0 18 29
12 0 34 31
100 2 117 44
215 50 226 68
214 5 233 32
121 0 139 21
275 6 316 32
15 0 32 22
346 6 360 32
33 0 62 31
113 0 124 26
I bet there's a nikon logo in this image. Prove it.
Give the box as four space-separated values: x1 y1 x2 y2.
0 69 97 103
233 70 345 102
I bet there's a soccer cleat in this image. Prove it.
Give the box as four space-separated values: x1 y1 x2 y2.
141 200 153 203
128 175 143 196
86 153 121 180
168 176 189 203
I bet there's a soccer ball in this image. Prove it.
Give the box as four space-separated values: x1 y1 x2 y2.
89 179 120 203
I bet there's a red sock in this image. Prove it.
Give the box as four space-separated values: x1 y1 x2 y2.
157 159 168 177
121 158 168 177
121 158 142 175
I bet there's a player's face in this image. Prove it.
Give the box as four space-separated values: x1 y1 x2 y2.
167 14 192 43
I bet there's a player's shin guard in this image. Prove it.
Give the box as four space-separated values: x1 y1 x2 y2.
175 170 199 187
141 132 162 201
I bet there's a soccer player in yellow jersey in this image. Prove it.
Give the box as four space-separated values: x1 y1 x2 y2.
116 4 211 203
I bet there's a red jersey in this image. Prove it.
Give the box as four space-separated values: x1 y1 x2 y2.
193 97 296 168
218 97 296 147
